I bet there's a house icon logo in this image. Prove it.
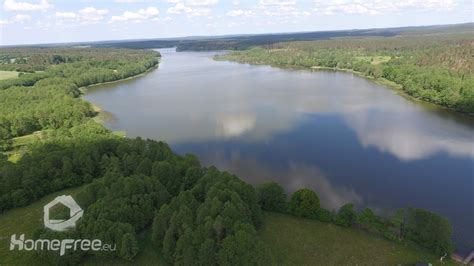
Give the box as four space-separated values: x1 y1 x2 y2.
43 195 83 231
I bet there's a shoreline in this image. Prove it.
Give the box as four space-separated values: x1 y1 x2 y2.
79 64 159 93
216 57 473 117
79 61 160 135
0 63 156 162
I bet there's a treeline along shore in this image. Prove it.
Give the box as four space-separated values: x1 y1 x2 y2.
215 30 473 114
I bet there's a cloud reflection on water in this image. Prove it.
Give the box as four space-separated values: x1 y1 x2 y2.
215 113 256 138
345 111 474 160
203 151 363 210
87 50 474 162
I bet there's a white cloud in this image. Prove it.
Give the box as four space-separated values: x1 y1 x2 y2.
142 6 160 16
163 16 173 21
3 0 53 12
109 6 160 23
259 0 296 7
256 0 306 18
55 12 77 19
167 2 192 14
167 2 211 17
79 7 109 22
14 14 31 21
186 0 219 6
189 8 211 16
114 0 146 2
313 0 458 16
226 9 253 17
1 13 31 26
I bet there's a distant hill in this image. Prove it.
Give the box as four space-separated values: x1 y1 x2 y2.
1 23 472 51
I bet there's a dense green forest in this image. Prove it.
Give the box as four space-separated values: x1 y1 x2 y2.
0 47 455 264
0 48 159 151
17 138 264 265
217 32 474 113
0 138 453 264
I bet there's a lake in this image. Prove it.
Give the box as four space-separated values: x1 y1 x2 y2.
84 48 474 253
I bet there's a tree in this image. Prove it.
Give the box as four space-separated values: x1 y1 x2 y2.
0 138 12 151
334 203 356 227
182 167 202 191
174 227 196 265
289 189 320 219
120 233 139 261
217 224 265 266
317 208 334 223
357 208 377 229
152 161 181 195
406 208 453 255
198 238 217 265
256 181 287 212
135 158 152 176
152 204 173 248
162 219 178 262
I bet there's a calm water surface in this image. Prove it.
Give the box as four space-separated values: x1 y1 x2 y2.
84 48 474 252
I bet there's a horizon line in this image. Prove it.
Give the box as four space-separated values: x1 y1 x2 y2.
1 21 472 48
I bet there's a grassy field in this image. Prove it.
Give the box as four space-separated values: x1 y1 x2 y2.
354 55 392 65
0 186 84 265
12 131 43 148
260 212 458 266
2 131 43 163
0 70 19 80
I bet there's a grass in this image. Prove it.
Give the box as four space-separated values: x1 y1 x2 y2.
12 131 43 148
88 103 118 125
355 55 392 65
4 151 23 163
0 186 84 265
1 131 43 163
260 212 458 265
0 70 19 80
112 131 127 138
88 103 125 137
92 111 114 124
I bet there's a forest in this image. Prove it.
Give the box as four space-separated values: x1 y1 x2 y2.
0 137 453 264
0 48 159 151
0 47 455 264
217 30 474 113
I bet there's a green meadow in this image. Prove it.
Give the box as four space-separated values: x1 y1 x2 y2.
0 71 19 80
260 212 458 266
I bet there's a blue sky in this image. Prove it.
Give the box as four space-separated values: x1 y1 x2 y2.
0 0 472 45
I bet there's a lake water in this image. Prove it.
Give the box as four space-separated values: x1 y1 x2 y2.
84 48 474 253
